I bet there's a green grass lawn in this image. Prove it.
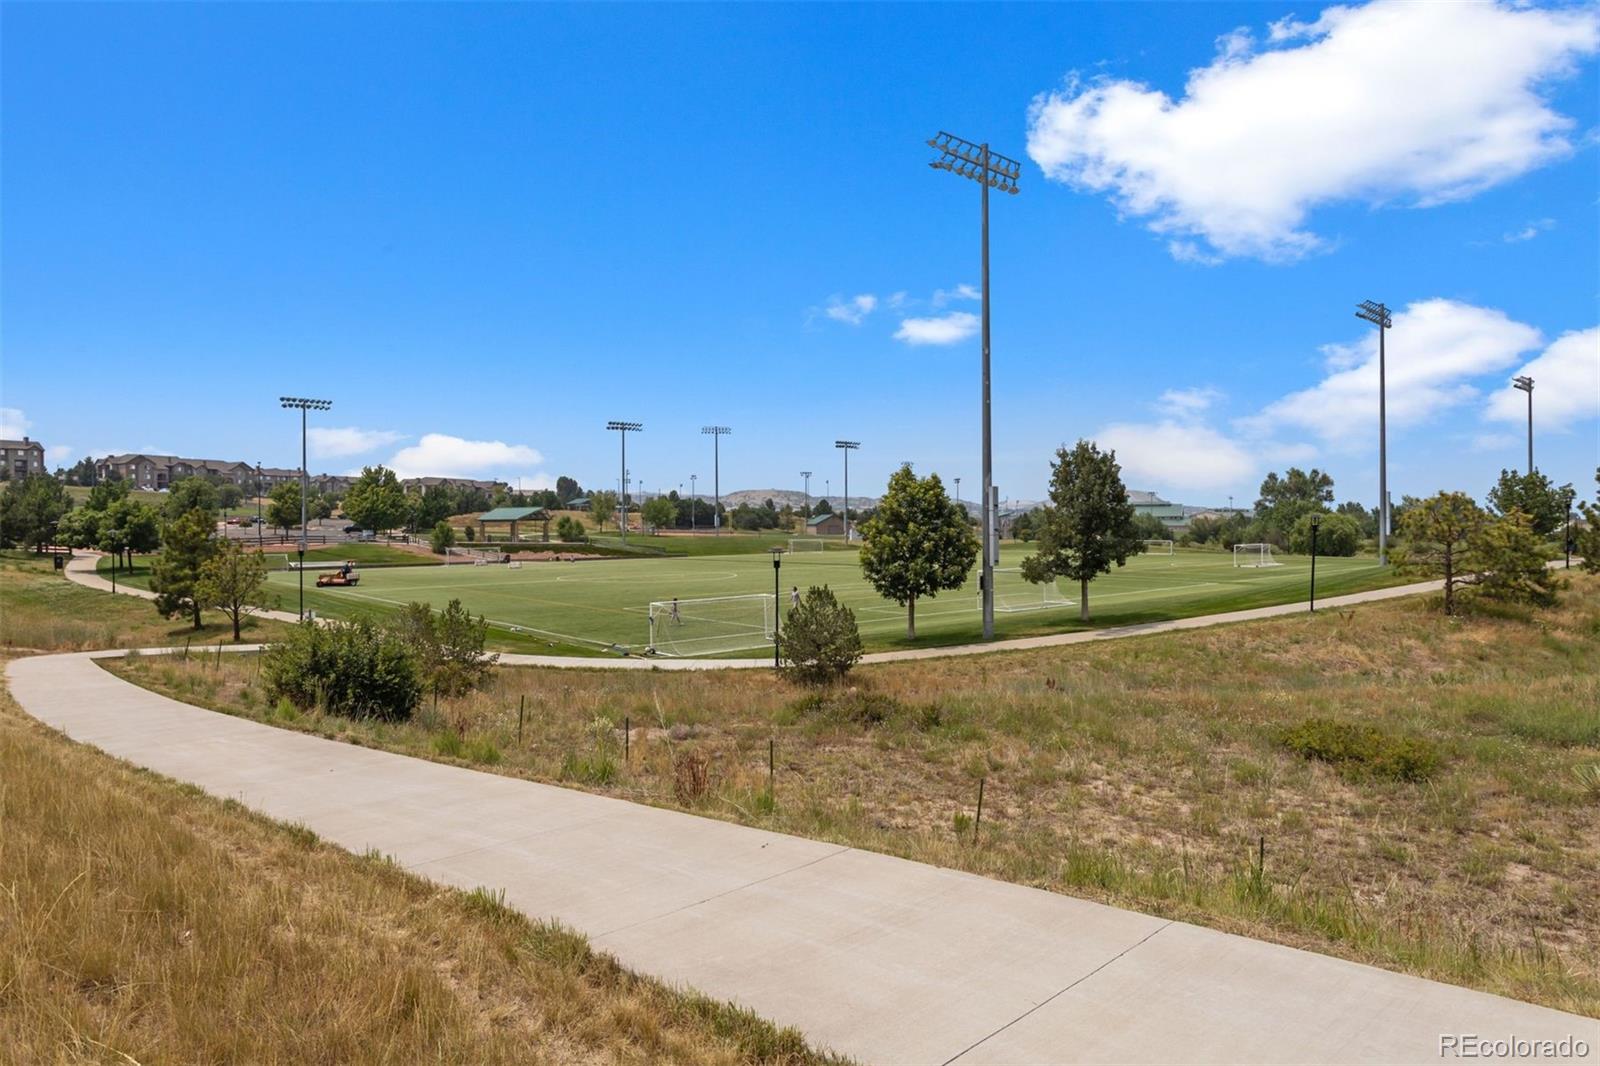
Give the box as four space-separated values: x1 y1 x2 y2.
264 546 1407 655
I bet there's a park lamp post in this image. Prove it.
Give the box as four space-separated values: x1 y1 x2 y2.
1512 376 1535 474
280 397 332 622
1308 513 1321 613
835 441 859 545
1564 487 1575 569
1354 300 1393 566
702 426 731 534
769 546 785 669
929 130 1020 640
606 421 642 545
256 462 264 550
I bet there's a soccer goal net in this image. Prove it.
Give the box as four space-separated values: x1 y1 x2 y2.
1143 539 1175 555
447 547 502 565
648 594 776 657
986 567 1073 613
787 538 825 552
1233 543 1282 568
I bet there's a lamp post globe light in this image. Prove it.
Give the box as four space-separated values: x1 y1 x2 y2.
702 426 731 534
835 441 859 545
1512 376 1535 474
928 130 1020 640
279 397 332 622
1354 301 1393 566
606 421 642 546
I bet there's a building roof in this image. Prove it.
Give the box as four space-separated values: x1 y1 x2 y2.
806 513 841 526
566 497 591 508
1 439 44 450
477 506 547 522
1127 490 1171 506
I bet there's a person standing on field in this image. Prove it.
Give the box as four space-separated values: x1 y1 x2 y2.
790 585 800 610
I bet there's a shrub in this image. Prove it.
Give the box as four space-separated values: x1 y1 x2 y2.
560 751 617 785
429 520 456 554
781 585 862 685
1280 718 1440 782
672 749 712 804
391 599 497 697
556 515 587 543
262 619 422 721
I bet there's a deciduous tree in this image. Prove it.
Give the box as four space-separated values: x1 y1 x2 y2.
266 482 302 534
342 466 407 537
196 540 268 640
1020 440 1142 621
1289 512 1361 556
589 491 618 532
0 474 72 551
858 466 978 638
163 476 219 522
1486 468 1569 539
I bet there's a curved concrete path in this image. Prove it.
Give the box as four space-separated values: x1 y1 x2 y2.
9 652 1594 1063
64 551 1471 671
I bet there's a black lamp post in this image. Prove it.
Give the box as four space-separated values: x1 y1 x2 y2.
1309 514 1321 613
769 547 784 669
1565 489 1575 569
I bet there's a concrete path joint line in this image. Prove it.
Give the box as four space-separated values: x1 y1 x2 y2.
942 921 1175 1065
595 844 853 939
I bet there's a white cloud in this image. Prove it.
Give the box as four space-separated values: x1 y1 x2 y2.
1483 326 1600 431
307 426 406 458
1503 218 1556 243
1155 386 1223 419
1099 420 1257 491
1026 0 1599 261
893 311 980 346
1471 432 1518 453
932 283 981 307
886 291 909 309
821 293 878 325
45 444 75 467
1242 299 1543 447
0 407 32 439
386 434 546 480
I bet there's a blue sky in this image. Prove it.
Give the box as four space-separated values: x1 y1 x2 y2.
4 1 1597 507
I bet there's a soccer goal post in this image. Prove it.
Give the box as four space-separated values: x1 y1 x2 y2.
986 567 1073 613
1143 539 1174 555
1232 543 1282 568
647 594 776 657
787 538 825 552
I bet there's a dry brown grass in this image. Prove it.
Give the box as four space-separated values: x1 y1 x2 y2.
109 575 1600 1018
0 664 841 1064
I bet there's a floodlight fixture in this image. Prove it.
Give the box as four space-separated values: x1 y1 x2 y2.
279 396 333 621
702 426 732 533
928 130 1021 638
1512 377 1535 472
1354 300 1393 565
606 421 643 544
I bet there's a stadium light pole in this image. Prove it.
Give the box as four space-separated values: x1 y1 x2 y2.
929 130 1021 640
702 426 731 534
1308 513 1320 613
280 397 332 622
835 441 859 545
1512 376 1535 473
800 471 812 523
690 473 698 531
606 421 642 546
1355 300 1393 566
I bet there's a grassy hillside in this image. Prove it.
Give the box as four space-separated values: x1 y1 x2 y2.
0 672 839 1064
113 573 1600 1016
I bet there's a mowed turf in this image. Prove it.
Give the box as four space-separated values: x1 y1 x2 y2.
266 547 1400 655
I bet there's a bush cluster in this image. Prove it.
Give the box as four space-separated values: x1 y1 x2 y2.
262 618 422 721
1279 717 1441 782
780 585 862 685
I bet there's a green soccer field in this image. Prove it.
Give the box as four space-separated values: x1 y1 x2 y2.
264 545 1404 657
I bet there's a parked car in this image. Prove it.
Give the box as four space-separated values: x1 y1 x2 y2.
343 524 363 534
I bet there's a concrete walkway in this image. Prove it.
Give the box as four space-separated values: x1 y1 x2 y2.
9 653 1593 1063
65 550 1468 671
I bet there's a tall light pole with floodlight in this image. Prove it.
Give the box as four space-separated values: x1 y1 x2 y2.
606 421 642 546
702 426 731 534
800 471 812 523
1355 300 1393 565
1512 376 1535 473
928 130 1020 639
835 441 859 545
690 473 698 531
280 396 332 622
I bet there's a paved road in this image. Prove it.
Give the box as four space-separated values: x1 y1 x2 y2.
9 652 1593 1064
65 550 1473 669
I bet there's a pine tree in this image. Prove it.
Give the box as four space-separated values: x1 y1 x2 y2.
1020 440 1142 621
1393 492 1485 616
1467 509 1561 609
